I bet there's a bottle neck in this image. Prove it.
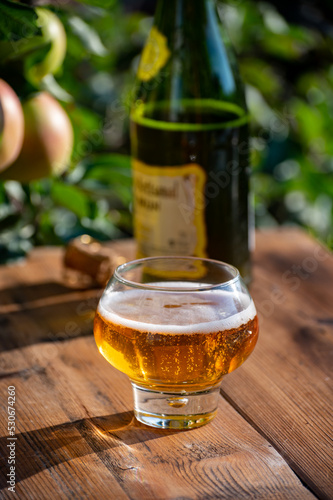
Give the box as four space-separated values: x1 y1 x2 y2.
155 0 214 32
133 0 245 111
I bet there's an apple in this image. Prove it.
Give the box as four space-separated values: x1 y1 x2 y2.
0 92 73 182
0 80 24 172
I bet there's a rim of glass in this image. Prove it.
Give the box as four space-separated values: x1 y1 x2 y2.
113 256 240 292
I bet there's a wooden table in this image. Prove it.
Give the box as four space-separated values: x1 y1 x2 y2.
0 229 332 500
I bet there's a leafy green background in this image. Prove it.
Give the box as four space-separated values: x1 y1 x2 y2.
0 0 332 262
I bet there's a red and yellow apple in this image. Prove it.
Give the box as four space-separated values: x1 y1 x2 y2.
0 80 24 171
0 92 73 182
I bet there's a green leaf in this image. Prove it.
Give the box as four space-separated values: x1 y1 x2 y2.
70 154 133 207
0 36 44 64
0 0 41 42
75 0 116 8
51 182 91 219
82 154 132 181
79 154 132 203
261 27 317 60
240 59 280 98
39 74 73 103
0 210 21 231
68 16 108 57
0 1 46 64
291 99 324 146
66 106 103 165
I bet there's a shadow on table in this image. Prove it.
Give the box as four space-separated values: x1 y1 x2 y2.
0 281 101 353
0 282 74 305
0 410 180 489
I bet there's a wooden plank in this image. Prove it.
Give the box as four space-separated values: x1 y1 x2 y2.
0 240 135 306
0 337 315 500
0 230 330 498
220 228 333 500
0 241 135 352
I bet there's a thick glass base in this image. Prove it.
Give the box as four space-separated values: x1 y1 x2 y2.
131 382 221 430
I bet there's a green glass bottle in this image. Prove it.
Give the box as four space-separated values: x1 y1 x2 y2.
130 0 252 283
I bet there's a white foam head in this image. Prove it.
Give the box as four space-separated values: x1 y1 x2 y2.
98 282 256 334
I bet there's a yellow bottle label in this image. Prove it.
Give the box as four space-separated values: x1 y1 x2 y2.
137 27 170 82
133 160 207 265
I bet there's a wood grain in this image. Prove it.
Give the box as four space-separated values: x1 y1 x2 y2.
0 337 315 499
0 230 331 499
0 241 135 353
221 228 333 500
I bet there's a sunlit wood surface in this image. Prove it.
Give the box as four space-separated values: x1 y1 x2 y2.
0 229 331 499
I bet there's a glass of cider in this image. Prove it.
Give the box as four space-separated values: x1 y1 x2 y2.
94 256 259 430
